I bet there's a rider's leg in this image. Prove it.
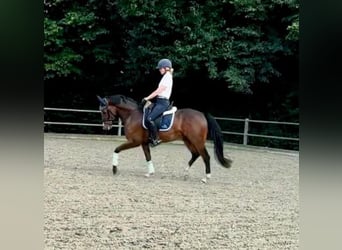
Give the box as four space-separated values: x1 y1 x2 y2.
145 118 161 146
145 102 168 146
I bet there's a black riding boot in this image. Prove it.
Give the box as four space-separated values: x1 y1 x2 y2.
146 120 161 147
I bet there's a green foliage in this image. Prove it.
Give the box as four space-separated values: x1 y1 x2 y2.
44 0 112 79
45 48 83 78
44 0 299 91
286 16 299 41
113 0 298 92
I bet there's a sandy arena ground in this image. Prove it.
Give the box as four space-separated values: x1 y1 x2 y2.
44 133 299 249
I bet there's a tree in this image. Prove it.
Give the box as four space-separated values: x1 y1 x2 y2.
115 0 299 92
44 0 114 80
44 0 298 92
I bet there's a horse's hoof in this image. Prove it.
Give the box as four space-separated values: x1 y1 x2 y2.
201 178 208 183
144 172 154 178
113 165 118 175
184 175 189 181
201 174 211 183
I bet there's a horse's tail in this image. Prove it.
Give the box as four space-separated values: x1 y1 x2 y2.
204 113 232 168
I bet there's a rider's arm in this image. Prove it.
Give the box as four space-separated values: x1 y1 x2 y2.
144 85 167 101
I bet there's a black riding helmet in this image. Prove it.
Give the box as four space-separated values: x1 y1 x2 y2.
156 58 172 69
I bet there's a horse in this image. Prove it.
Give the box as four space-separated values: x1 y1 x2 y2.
96 94 232 183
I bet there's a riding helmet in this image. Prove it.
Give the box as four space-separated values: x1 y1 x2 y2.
156 58 172 69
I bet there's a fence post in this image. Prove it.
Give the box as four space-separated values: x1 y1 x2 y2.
118 119 122 136
243 118 249 145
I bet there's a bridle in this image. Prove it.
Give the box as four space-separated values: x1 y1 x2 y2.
100 105 117 123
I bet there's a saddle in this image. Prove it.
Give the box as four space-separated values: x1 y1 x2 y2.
142 102 177 131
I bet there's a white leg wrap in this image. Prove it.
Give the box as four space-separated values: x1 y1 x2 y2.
184 166 190 176
112 152 119 166
184 166 190 181
201 174 211 183
146 161 155 174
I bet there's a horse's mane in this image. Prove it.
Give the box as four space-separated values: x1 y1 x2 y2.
106 95 138 109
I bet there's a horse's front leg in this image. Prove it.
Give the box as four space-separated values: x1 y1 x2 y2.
141 143 155 177
112 140 140 175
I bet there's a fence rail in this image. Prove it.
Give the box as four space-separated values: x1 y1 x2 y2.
213 117 299 146
44 107 123 136
44 107 299 149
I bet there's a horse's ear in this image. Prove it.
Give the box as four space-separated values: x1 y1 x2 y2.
96 95 107 106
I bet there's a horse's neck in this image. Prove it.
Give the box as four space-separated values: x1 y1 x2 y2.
116 106 137 123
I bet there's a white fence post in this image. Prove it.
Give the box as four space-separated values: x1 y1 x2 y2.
243 118 249 145
118 119 122 136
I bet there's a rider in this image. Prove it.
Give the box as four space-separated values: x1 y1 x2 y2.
142 58 174 147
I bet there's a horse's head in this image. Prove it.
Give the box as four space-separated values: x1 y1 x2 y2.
97 95 117 130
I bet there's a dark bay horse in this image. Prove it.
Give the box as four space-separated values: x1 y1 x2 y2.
97 94 232 182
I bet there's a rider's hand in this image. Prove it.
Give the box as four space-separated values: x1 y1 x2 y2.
141 98 148 106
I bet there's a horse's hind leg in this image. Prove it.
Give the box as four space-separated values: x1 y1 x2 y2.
183 138 200 180
198 147 211 183
183 151 200 180
189 152 200 167
185 136 211 183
